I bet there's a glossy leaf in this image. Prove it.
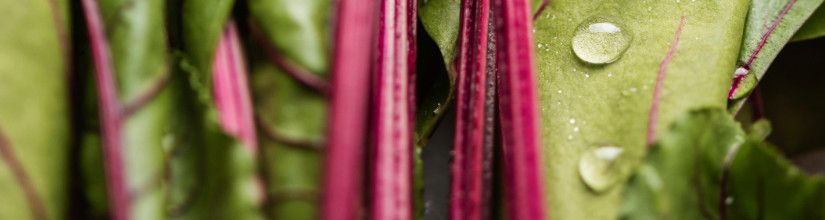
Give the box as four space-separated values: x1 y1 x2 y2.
533 1 749 219
0 0 70 219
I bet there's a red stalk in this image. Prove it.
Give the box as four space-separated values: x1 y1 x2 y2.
370 0 416 218
491 0 547 218
450 0 490 218
321 0 377 219
80 0 129 219
647 16 686 146
213 20 258 151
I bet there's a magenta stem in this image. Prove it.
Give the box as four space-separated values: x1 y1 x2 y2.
369 0 416 218
80 0 129 219
491 0 547 218
450 0 490 218
320 0 377 219
212 20 258 152
647 16 686 146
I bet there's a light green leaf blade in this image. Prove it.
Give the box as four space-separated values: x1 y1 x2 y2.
0 0 70 219
792 4 825 41
533 1 749 219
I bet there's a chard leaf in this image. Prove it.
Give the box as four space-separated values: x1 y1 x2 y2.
728 0 824 107
533 1 749 219
792 4 825 41
251 61 326 220
248 0 330 75
0 0 70 219
80 0 172 219
245 0 332 218
621 108 825 219
169 2 262 219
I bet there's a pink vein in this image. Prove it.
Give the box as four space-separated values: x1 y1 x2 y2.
450 0 489 218
493 0 546 218
0 128 48 220
248 24 330 94
647 16 686 146
532 0 549 21
80 0 129 219
213 20 258 152
370 0 414 218
46 0 68 60
744 0 797 67
320 0 376 219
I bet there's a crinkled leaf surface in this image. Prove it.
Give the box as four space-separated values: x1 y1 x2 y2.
0 0 70 219
248 0 330 74
728 0 824 106
621 108 825 219
792 4 825 41
251 62 325 220
533 1 748 219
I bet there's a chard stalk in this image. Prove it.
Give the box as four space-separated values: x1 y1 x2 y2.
321 0 378 219
450 0 491 218
369 0 417 218
80 0 129 219
213 20 258 152
490 0 547 218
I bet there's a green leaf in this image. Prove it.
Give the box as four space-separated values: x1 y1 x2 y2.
169 2 262 219
621 108 825 219
419 0 460 74
0 0 70 219
728 0 824 106
417 0 459 149
533 1 749 219
252 62 326 220
620 108 746 220
248 0 331 74
792 4 825 41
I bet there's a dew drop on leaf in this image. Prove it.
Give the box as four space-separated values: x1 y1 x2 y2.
571 18 632 64
578 146 631 193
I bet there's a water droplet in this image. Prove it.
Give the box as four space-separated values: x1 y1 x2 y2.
608 73 614 77
433 103 441 114
572 17 632 64
725 197 734 205
573 127 580 132
569 118 576 124
579 146 632 192
557 90 563 94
